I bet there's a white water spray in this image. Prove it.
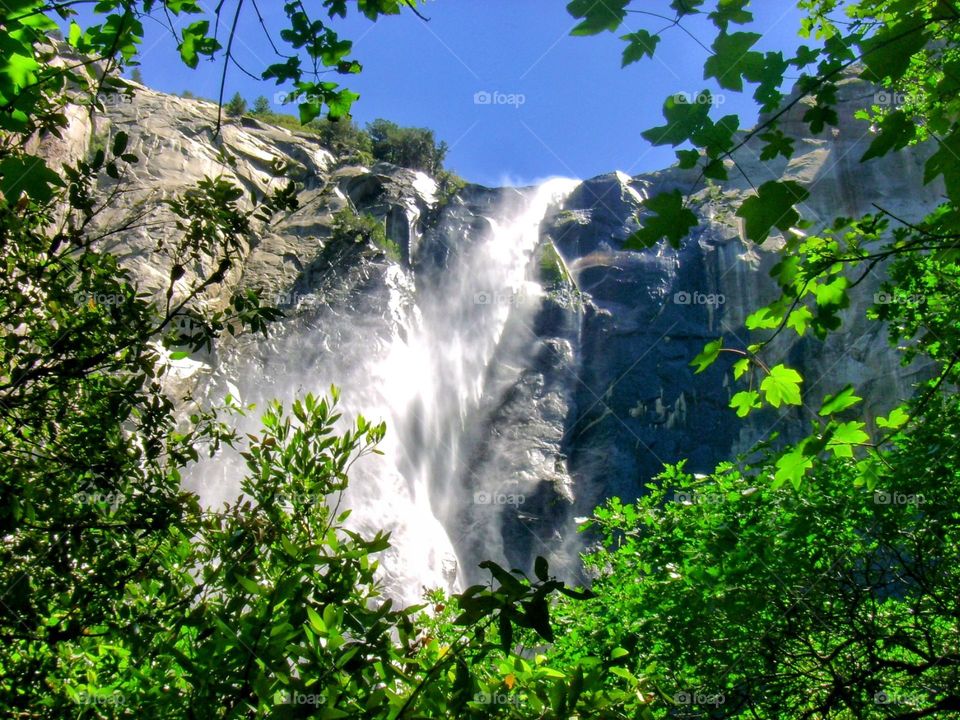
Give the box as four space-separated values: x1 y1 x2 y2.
192 177 580 605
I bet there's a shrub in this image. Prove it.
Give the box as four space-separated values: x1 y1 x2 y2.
331 207 401 261
366 118 448 175
312 117 374 165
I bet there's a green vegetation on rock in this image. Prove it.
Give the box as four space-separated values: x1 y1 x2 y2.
538 241 572 288
331 206 401 261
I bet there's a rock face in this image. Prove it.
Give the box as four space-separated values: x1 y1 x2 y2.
60 75 939 592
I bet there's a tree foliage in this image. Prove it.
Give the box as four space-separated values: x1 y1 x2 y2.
551 0 960 717
366 119 449 175
225 91 248 117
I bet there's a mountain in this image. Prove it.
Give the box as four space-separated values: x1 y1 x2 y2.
45 73 940 600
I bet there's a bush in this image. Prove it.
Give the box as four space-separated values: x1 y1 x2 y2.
232 106 451 176
366 118 448 175
435 168 466 207
312 117 374 165
331 207 400 261
247 109 374 165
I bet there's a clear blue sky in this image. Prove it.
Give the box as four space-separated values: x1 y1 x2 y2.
128 1 807 186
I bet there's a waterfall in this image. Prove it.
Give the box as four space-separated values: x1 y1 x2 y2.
190 177 580 605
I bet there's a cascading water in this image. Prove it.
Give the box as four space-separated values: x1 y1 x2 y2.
190 176 580 605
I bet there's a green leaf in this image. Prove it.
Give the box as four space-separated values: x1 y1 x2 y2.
235 575 262 595
641 92 713 147
736 180 809 242
819 385 862 416
693 113 739 156
68 21 83 47
773 446 813 489
306 606 326 633
861 110 917 162
786 305 814 336
567 0 629 35
670 0 705 16
771 255 801 289
730 390 761 417
676 149 700 168
112 131 128 156
703 158 728 180
326 88 359 120
791 45 820 67
803 103 839 134
709 0 752 30
924 130 960 205
169 351 190 360
479 560 525 595
625 190 698 249
876 406 909 429
0 154 65 203
814 276 849 309
534 556 549 582
827 421 870 457
759 129 795 161
178 21 211 69
732 357 751 380
754 52 789 111
4 52 40 87
299 99 323 125
690 338 723 374
859 18 928 83
704 31 764 91
760 365 803 408
621 30 660 65
316 709 350 719
745 306 781 330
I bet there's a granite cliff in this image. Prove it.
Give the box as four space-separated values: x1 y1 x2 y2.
48 73 939 595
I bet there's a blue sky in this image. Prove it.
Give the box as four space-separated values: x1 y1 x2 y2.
128 2 807 186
